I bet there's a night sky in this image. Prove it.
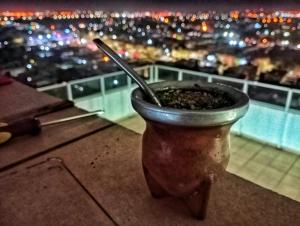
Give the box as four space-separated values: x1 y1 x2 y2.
1 0 300 11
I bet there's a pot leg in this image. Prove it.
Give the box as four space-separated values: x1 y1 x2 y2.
143 165 168 198
183 180 211 220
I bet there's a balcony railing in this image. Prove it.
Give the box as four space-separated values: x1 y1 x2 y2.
37 64 300 154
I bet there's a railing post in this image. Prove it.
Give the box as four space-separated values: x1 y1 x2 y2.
127 76 132 90
178 70 183 81
237 81 249 136
100 77 106 95
284 90 292 112
207 76 212 83
66 84 73 101
154 65 159 81
280 90 293 149
100 77 106 114
243 81 249 94
149 65 154 83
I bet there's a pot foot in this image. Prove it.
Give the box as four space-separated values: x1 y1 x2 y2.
183 180 211 220
143 166 168 198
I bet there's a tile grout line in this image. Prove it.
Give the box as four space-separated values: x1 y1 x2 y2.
274 155 300 189
233 144 266 176
61 160 119 226
227 137 264 174
252 147 285 181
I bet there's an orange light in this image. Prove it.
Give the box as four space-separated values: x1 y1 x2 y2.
273 17 278 23
262 38 268 44
103 56 110 62
266 18 271 23
164 18 169 23
230 11 239 19
202 22 208 32
262 18 267 23
50 25 55 30
287 18 292 23
279 17 284 23
191 15 196 22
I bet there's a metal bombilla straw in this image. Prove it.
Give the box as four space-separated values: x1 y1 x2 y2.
93 38 162 107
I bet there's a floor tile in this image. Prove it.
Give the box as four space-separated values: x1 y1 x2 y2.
293 157 300 168
275 175 300 200
251 146 280 165
269 151 298 173
238 161 266 181
255 167 285 190
288 163 300 179
228 153 251 168
230 136 248 153
118 115 145 134
226 161 241 174
233 141 263 159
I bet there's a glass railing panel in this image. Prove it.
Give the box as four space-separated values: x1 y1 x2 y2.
71 80 101 99
239 101 286 146
290 92 300 111
158 68 178 81
212 78 244 90
75 94 105 112
231 120 242 134
282 111 300 154
103 89 133 121
44 87 68 100
247 85 288 107
104 73 127 91
75 88 134 122
182 73 208 82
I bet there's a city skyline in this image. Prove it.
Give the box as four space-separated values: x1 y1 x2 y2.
1 0 300 11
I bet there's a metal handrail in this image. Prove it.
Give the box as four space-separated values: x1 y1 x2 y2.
155 64 293 91
37 82 68 92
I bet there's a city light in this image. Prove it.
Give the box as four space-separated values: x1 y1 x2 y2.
207 54 217 62
238 40 246 48
0 9 299 90
239 58 248 65
147 39 153 45
103 56 110 62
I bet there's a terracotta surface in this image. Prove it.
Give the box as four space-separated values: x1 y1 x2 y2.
0 80 61 121
0 158 115 226
0 107 112 170
16 125 298 226
142 121 232 219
